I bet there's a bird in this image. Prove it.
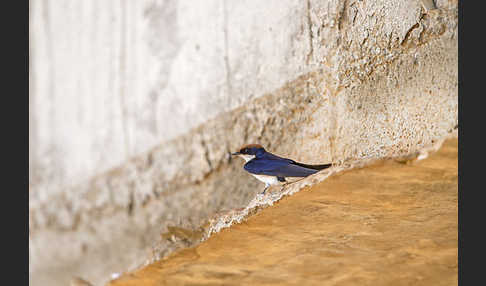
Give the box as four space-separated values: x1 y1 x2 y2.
231 144 332 194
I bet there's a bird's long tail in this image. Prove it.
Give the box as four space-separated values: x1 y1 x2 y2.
293 162 332 171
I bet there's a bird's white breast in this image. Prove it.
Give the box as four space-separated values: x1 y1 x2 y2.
251 174 280 186
236 154 279 186
238 154 256 162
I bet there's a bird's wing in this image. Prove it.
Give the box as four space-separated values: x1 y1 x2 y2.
259 151 293 162
261 152 332 171
244 158 318 177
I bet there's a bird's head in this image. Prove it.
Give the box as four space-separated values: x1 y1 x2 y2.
231 144 265 162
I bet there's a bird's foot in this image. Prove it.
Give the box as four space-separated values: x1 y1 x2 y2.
260 184 270 195
279 182 293 192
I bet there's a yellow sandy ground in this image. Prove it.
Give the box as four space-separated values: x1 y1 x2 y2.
109 139 458 286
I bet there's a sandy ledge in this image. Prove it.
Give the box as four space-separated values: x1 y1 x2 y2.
107 138 457 286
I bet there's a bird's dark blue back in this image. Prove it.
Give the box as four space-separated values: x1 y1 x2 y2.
258 151 294 162
243 155 318 177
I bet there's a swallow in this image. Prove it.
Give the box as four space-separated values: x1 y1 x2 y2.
231 144 332 194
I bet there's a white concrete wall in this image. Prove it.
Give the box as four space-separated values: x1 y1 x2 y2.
29 0 458 285
29 0 311 196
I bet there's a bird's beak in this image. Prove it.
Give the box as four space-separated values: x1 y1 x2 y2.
231 152 241 156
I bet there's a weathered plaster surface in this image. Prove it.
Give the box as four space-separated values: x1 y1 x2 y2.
29 0 457 285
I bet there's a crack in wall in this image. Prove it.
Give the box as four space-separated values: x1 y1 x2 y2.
306 0 314 65
337 0 348 31
201 137 213 172
401 22 420 46
222 0 232 105
119 0 130 158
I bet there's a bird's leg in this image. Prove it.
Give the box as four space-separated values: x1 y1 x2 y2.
277 177 288 192
279 183 289 192
261 183 270 195
292 177 306 184
279 177 305 192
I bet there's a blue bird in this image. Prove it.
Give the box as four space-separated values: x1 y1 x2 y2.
231 144 332 194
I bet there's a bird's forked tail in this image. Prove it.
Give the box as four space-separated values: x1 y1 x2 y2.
292 162 332 171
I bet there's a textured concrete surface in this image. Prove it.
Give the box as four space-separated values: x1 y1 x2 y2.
109 138 458 286
29 0 313 195
29 0 458 285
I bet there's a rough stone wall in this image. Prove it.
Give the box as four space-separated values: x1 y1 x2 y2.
29 0 457 285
